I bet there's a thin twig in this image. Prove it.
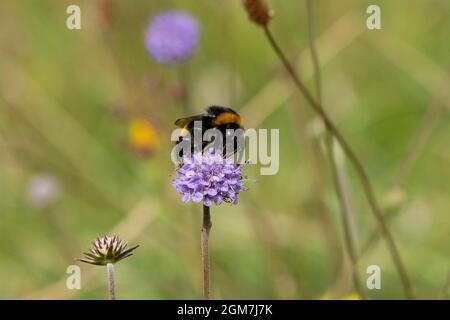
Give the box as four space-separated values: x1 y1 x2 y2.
201 205 212 299
262 25 415 299
394 67 450 186
359 218 389 260
326 137 365 297
306 0 364 298
288 98 343 281
305 0 364 298
107 263 116 300
305 0 322 105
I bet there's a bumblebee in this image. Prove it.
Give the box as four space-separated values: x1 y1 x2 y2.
174 106 244 156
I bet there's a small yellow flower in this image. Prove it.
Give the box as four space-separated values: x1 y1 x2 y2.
341 294 362 300
320 293 363 300
128 118 160 155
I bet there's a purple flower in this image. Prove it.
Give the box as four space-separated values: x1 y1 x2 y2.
172 150 247 206
145 11 200 65
27 174 60 209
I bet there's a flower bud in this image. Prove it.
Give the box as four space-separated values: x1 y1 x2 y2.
242 0 273 27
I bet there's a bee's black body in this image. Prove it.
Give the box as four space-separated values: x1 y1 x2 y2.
174 106 244 156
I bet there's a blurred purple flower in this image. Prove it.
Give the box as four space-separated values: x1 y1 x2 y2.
172 150 247 206
27 174 60 209
145 11 200 65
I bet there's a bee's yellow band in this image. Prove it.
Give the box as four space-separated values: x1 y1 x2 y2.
212 112 243 127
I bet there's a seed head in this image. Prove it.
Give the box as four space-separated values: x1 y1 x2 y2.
78 235 139 265
242 0 273 27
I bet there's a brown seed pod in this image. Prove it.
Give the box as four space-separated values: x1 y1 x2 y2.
242 0 273 27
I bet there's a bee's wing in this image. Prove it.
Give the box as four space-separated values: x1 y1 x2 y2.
174 114 212 127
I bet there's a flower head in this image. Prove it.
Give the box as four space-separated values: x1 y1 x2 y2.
78 235 139 266
145 11 200 65
243 0 273 27
27 174 60 209
172 150 247 206
127 117 160 156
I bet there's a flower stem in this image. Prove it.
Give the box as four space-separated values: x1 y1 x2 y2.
305 0 365 298
178 63 191 112
262 24 415 299
201 205 212 300
107 263 116 300
326 136 365 298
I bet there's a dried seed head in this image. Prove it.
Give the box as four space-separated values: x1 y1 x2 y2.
242 0 273 27
78 235 139 265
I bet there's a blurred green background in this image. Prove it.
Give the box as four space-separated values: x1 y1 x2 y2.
0 0 449 299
